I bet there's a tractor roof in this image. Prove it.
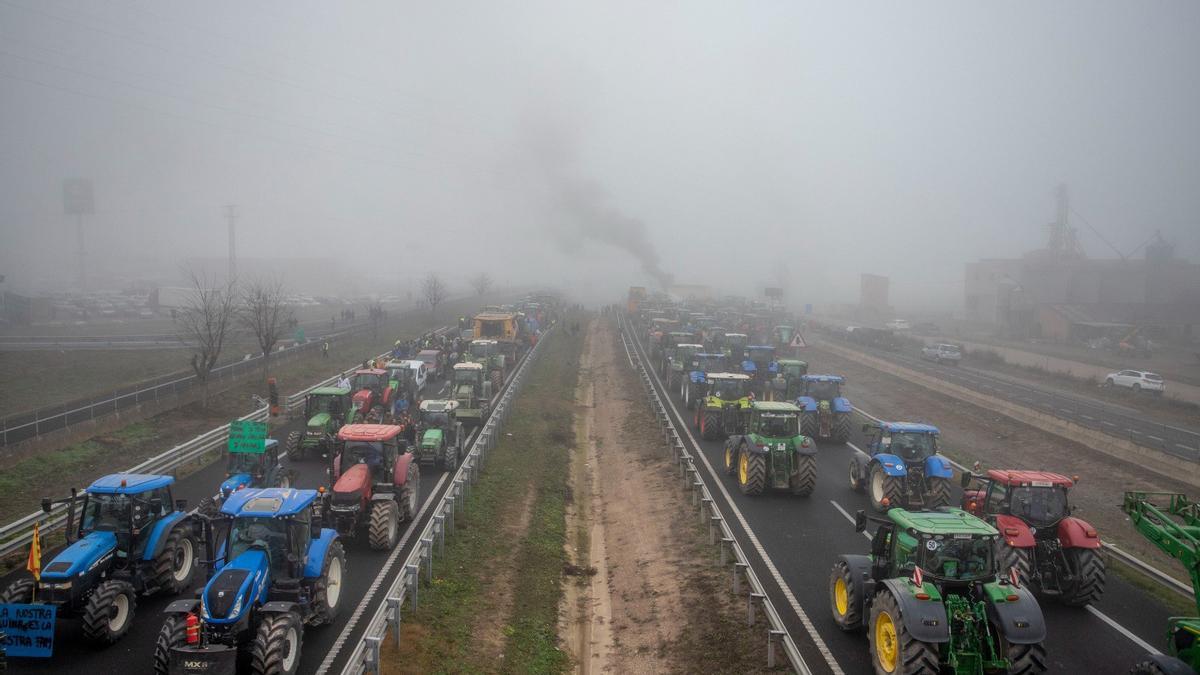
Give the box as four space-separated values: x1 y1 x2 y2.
676 343 704 349
419 399 459 412
888 508 998 536
706 372 751 381
89 473 174 494
455 361 484 370
338 423 405 442
881 422 940 435
985 470 1074 488
752 401 800 413
695 352 726 359
355 368 387 376
802 374 844 383
221 487 317 518
311 386 351 396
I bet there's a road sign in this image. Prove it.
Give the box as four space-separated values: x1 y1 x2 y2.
228 420 268 454
62 178 94 215
0 603 55 657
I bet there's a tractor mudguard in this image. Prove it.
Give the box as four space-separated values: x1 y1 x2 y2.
984 584 1046 644
871 453 909 477
794 436 818 456
832 397 852 413
795 396 818 412
163 598 199 614
303 530 339 578
878 579 949 643
393 454 415 487
1057 516 1102 549
923 455 954 480
994 514 1036 548
259 601 299 615
837 554 874 620
144 511 190 561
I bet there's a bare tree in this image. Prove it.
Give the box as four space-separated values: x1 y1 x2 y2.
469 272 493 297
239 277 294 380
422 273 448 318
177 270 238 406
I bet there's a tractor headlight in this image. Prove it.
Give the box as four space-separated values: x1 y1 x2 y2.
44 581 71 590
227 595 244 620
201 596 210 619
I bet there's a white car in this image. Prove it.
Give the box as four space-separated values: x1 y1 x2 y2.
386 359 429 395
885 319 911 331
1104 369 1165 395
921 343 962 365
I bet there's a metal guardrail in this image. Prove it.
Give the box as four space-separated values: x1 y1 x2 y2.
337 326 549 675
616 314 808 674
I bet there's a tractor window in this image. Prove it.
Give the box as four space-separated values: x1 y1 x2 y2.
424 411 449 427
709 379 746 399
308 395 334 416
345 442 384 470
230 517 289 573
783 363 806 378
455 369 479 385
748 348 775 362
921 536 993 581
758 413 798 437
288 511 311 570
228 452 264 475
885 433 936 461
891 530 919 573
1008 486 1068 528
81 493 130 532
806 380 841 400
354 373 382 390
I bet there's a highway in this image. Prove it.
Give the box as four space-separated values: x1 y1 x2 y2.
619 317 1175 674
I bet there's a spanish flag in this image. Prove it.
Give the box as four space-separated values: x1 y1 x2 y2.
27 522 42 582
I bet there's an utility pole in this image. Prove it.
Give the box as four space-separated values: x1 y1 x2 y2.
76 212 86 288
224 204 238 281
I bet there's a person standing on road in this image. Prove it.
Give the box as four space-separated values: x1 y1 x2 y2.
322 341 330 358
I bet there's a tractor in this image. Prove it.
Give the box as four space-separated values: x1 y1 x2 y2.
702 325 729 352
467 339 506 392
693 372 753 441
766 358 808 401
327 424 420 550
349 369 393 423
1122 492 1200 675
666 343 704 390
773 324 801 356
414 399 465 471
453 361 493 426
153 487 345 675
850 422 953 512
959 469 1104 608
722 401 817 496
829 507 1047 674
680 352 731 409
286 386 354 460
200 439 297 516
1 474 200 645
796 374 852 442
742 344 778 390
721 332 750 361
659 331 700 375
647 318 678 359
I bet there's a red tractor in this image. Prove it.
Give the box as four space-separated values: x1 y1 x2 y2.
961 468 1105 607
325 424 420 550
350 368 395 422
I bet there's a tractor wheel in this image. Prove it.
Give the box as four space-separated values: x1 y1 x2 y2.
152 527 197 595
1130 661 1174 674
1060 548 1106 607
286 430 302 460
868 464 903 512
995 541 1033 588
398 461 421 521
443 441 458 472
790 454 817 497
249 611 304 675
368 500 400 551
723 441 738 476
311 540 346 625
197 496 219 517
153 614 187 675
683 384 692 409
848 462 865 492
998 635 1047 674
701 411 721 441
81 579 137 644
276 471 294 489
869 590 939 675
832 413 851 443
800 411 818 439
737 450 766 496
0 578 35 604
926 476 952 508
491 371 503 392
828 560 862 631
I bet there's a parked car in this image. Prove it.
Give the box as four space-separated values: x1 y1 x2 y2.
884 318 911 331
1104 369 1165 395
921 343 962 365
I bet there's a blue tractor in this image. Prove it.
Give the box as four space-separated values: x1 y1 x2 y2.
199 439 297 516
0 473 201 645
849 422 953 512
154 487 345 675
795 375 852 442
680 352 730 409
741 344 779 390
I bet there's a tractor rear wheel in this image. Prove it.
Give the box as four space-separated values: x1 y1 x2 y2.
0 578 34 604
926 476 952 508
828 560 862 630
995 541 1033 588
152 526 197 595
443 440 458 471
1130 661 1174 674
312 541 346 625
82 579 136 644
368 500 400 550
868 590 939 675
738 451 766 496
491 371 503 392
869 465 903 512
832 413 850 443
723 441 738 476
153 614 187 675
398 462 420 521
249 611 303 675
683 384 692 409
790 454 817 497
1060 548 1106 607
701 411 721 441
286 430 302 460
800 411 818 439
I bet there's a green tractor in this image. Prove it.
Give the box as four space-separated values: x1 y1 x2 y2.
1122 492 1200 674
722 401 817 496
453 361 493 427
414 399 465 471
659 331 701 376
830 507 1047 675
766 358 808 401
722 332 750 362
467 339 506 392
287 386 355 460
665 342 704 389
692 372 753 441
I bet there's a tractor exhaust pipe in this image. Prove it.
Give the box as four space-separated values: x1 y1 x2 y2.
64 488 78 544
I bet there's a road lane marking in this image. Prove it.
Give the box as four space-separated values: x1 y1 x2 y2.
1085 606 1160 655
829 500 871 541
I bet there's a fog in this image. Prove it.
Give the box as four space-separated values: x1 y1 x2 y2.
2 1 1198 309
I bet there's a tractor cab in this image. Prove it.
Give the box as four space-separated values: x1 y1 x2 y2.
771 359 809 399
704 326 728 351
305 386 352 425
454 360 487 394
866 422 940 462
851 422 953 512
872 508 1000 584
415 400 464 469
218 438 292 501
722 333 749 360
800 374 844 401
695 373 753 440
334 424 405 484
469 339 499 360
706 372 752 402
961 470 1075 526
76 475 178 553
453 361 492 426
743 345 778 381
351 369 390 420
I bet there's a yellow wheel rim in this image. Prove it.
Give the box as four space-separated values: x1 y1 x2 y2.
738 451 748 485
725 445 733 470
834 578 848 615
875 610 898 673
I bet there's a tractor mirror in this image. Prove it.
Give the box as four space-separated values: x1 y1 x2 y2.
41 497 52 514
310 520 323 538
150 498 165 514
960 471 973 488
175 499 188 512
854 510 867 533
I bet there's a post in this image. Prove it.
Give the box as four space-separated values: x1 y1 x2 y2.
224 204 238 281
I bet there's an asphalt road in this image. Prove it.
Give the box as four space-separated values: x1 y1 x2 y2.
622 319 1175 675
4 360 519 674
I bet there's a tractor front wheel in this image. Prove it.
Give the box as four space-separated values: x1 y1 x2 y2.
152 526 197 595
81 579 137 644
249 611 304 675
790 454 817 497
368 500 400 550
312 541 346 625
868 591 939 675
286 430 302 460
869 465 903 512
828 560 862 631
0 578 34 604
398 462 420 521
738 450 766 496
926 476 952 508
723 441 737 476
1060 548 1106 607
153 615 187 675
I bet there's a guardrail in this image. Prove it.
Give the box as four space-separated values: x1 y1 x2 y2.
337 327 549 675
616 314 809 674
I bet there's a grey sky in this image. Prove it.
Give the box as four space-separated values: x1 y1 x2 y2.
2 1 1197 309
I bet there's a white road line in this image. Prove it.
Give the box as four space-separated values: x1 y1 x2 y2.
1081 415 1094 421
1103 421 1118 427
829 500 871 541
1147 435 1164 443
1177 444 1198 453
626 325 843 675
1085 606 1160 655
